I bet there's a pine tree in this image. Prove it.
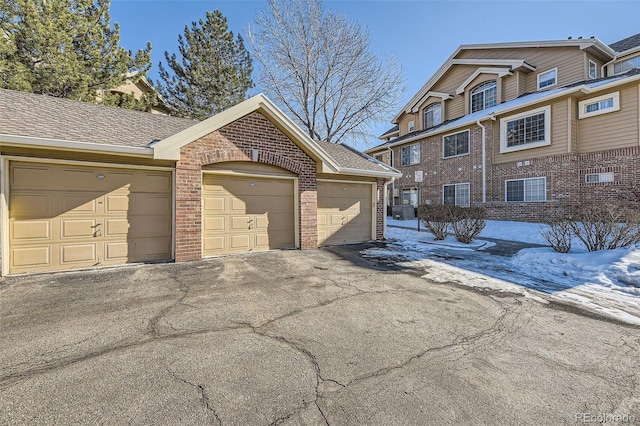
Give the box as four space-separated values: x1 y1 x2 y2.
0 0 152 104
157 10 253 120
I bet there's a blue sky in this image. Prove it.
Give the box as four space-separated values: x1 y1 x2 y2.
110 0 640 139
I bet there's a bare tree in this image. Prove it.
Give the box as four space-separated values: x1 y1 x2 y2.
248 0 405 145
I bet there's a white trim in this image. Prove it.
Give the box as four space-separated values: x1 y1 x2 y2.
408 120 415 132
455 68 511 95
0 155 174 171
500 106 551 153
0 134 154 157
442 129 470 159
505 176 547 202
578 91 620 119
171 169 176 261
401 143 421 166
409 91 453 114
537 68 558 90
1 156 8 276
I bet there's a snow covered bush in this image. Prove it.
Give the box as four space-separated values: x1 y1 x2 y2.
570 205 640 252
450 206 487 243
416 205 450 240
541 220 572 253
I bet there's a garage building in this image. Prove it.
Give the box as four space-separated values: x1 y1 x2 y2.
0 89 400 275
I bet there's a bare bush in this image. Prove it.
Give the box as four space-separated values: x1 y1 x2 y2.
569 205 640 252
541 220 572 253
416 205 450 240
450 206 487 243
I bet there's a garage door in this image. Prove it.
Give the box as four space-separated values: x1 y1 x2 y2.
9 162 172 274
202 173 296 256
317 180 373 246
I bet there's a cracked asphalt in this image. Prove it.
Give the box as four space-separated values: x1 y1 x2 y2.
1 244 639 425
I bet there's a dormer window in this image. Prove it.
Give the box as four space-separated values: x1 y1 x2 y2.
424 103 442 129
470 81 497 113
537 68 557 90
613 55 640 74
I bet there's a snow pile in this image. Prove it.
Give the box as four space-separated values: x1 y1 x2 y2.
366 219 640 325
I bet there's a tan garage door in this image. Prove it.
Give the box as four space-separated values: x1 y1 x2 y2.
9 162 172 274
202 173 295 256
317 180 373 246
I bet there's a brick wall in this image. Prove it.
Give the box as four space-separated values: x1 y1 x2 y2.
175 111 317 262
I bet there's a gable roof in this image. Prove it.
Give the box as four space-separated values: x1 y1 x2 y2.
315 140 399 176
394 37 615 123
609 33 640 53
367 69 640 154
0 88 195 152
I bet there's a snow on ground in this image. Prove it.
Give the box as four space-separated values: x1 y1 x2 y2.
363 219 640 325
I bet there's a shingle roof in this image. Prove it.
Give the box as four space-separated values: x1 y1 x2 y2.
379 124 399 138
0 88 196 148
609 33 640 53
315 140 399 175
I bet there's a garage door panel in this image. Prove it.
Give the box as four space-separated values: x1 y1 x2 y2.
62 194 99 214
10 193 53 218
129 237 171 261
12 246 51 268
204 236 225 252
230 216 251 231
105 194 129 213
127 215 171 238
105 242 128 260
230 234 251 250
128 194 171 215
62 219 96 238
105 218 129 236
12 220 50 240
203 216 225 232
61 243 97 264
203 197 225 213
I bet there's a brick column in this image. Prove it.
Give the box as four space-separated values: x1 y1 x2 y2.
175 164 202 262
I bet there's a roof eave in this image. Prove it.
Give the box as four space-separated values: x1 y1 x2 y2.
0 134 155 157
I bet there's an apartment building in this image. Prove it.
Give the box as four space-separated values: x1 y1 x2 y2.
366 33 640 221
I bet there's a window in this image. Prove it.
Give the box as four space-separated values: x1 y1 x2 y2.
408 120 415 132
505 177 546 202
613 55 640 74
588 60 598 79
585 172 614 184
423 103 442 129
578 92 620 119
374 151 391 166
537 68 557 90
402 188 418 206
500 106 550 153
470 81 497 113
443 183 470 207
443 130 470 158
401 143 420 166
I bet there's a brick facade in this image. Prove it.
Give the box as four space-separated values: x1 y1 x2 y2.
175 111 318 261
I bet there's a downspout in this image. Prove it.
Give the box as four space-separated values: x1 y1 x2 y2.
476 120 487 203
383 176 396 239
387 147 395 206
601 55 617 78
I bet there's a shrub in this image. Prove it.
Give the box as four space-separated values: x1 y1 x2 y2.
450 206 487 243
416 204 450 240
569 205 640 252
541 220 572 253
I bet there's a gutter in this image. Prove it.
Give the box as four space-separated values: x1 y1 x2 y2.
0 134 155 157
475 120 487 203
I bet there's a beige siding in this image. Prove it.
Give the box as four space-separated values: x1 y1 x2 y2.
446 96 465 122
494 100 571 164
503 74 518 102
518 71 527 97
577 84 640 153
430 65 477 94
397 112 417 136
457 47 585 91
569 97 578 152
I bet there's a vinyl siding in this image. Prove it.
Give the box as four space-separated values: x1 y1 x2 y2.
503 74 518 102
446 96 465 122
397 112 417 136
493 100 570 163
457 47 586 91
430 65 477 95
577 84 640 153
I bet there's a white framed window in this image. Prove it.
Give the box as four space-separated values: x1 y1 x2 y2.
470 81 497 113
537 68 557 90
585 172 614 184
613 55 640 74
500 106 551 153
408 120 415 132
505 177 546 202
578 92 620 119
443 183 470 207
402 188 418 206
401 143 420 166
443 130 470 158
423 102 442 129
588 60 598 79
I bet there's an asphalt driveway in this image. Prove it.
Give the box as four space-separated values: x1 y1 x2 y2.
1 244 639 425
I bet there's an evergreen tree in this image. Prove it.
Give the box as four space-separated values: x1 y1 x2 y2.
0 0 151 103
158 10 253 120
